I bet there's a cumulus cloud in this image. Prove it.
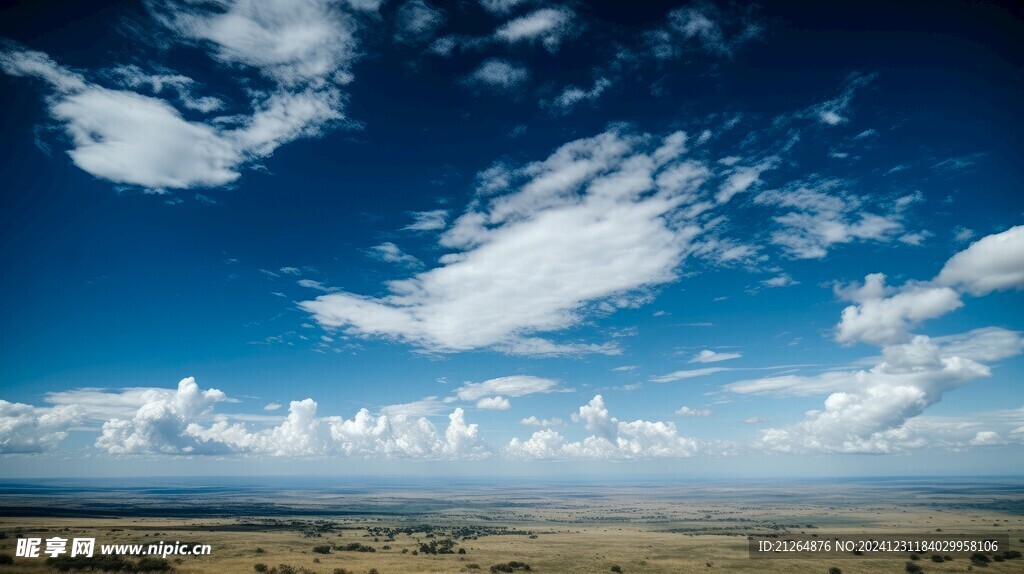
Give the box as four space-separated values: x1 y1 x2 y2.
299 128 713 354
689 350 741 363
494 7 575 52
476 396 511 410
0 400 81 453
95 377 229 454
835 226 1024 345
751 336 994 453
1 0 360 191
935 225 1024 296
84 377 489 459
507 395 700 459
835 277 962 346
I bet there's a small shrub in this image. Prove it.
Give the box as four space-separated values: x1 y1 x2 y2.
135 557 172 572
971 553 990 566
255 564 269 573
611 566 623 573
931 555 944 563
312 545 332 554
255 548 265 554
0 554 13 565
905 562 923 574
458 548 467 555
829 568 842 574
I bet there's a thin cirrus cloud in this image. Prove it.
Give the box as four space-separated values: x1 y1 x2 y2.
689 350 741 363
0 0 364 191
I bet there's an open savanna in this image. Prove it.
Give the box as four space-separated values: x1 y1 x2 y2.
0 478 1021 573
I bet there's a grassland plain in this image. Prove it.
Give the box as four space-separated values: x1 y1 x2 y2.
0 478 1021 573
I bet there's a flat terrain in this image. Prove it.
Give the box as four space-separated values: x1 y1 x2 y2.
0 478 1021 573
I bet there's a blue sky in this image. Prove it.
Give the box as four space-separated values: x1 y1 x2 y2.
1 0 1023 477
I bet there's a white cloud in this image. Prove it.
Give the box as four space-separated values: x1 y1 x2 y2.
753 336 993 453
0 400 81 453
44 387 175 423
755 179 904 259
279 266 302 275
549 77 612 113
809 73 874 126
404 209 449 231
452 376 560 402
689 350 741 364
519 416 563 427
835 278 962 346
1 0 359 191
96 377 229 454
297 278 339 292
152 0 356 87
676 406 712 417
393 0 445 44
478 0 531 15
299 128 708 354
476 396 511 410
935 225 1024 296
264 402 283 411
762 273 798 288
932 327 1024 362
380 396 448 417
742 417 766 424
494 7 575 52
836 226 1024 345
650 367 730 383
969 431 1004 446
367 242 423 268
84 377 490 459
464 58 530 91
507 395 700 459
646 2 762 59
716 162 771 204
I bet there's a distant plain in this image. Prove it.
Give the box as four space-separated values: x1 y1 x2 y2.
0 477 1021 573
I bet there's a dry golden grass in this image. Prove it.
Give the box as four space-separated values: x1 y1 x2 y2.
1 497 1021 574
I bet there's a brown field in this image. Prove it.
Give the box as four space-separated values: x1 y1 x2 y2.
0 478 1021 573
